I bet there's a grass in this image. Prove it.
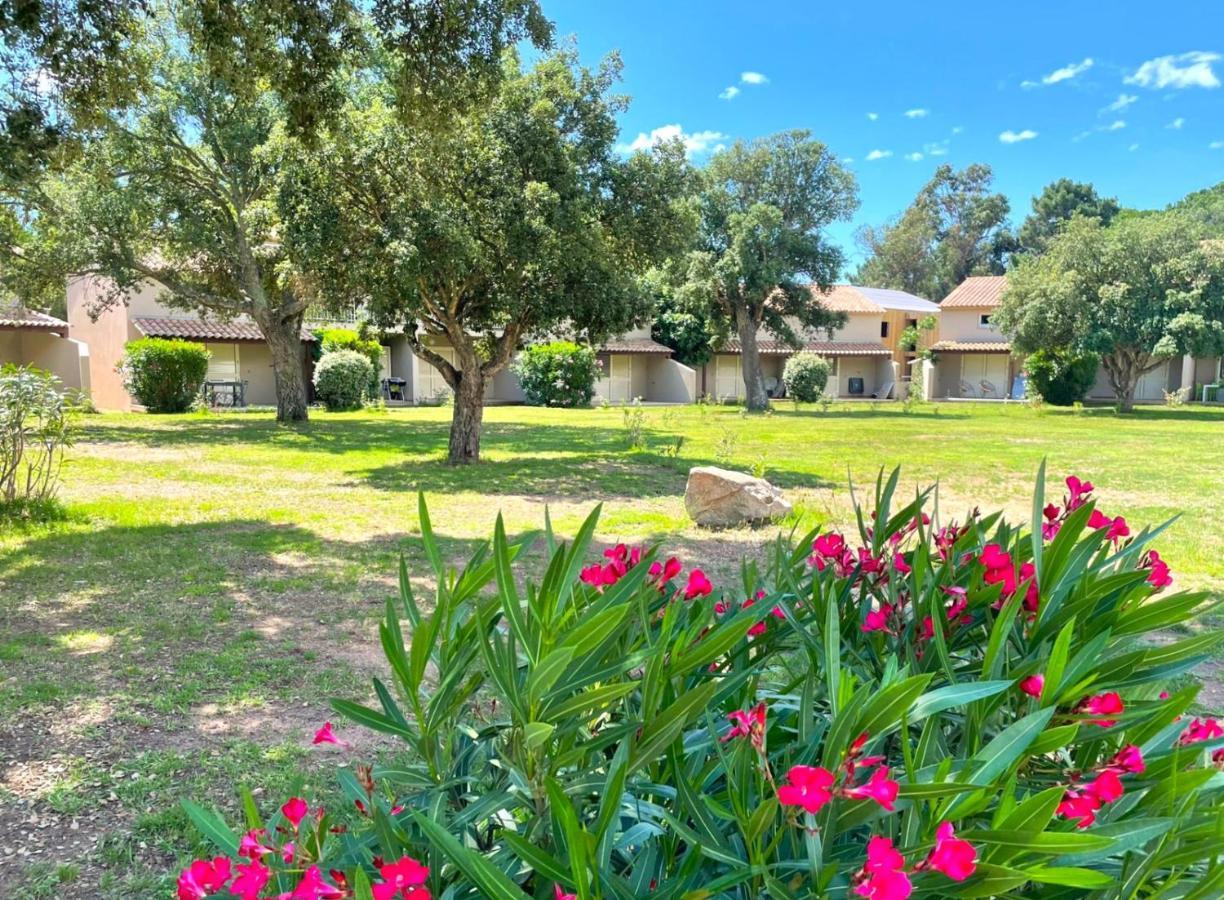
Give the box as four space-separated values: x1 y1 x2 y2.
1 400 1222 896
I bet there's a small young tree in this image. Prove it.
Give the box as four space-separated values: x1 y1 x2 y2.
996 213 1224 410
678 131 858 411
284 51 693 463
1015 178 1120 257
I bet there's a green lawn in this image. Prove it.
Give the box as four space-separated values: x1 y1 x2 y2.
1 401 1222 897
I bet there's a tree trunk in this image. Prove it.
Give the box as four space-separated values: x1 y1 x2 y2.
735 306 771 411
257 311 310 423
1103 351 1142 413
448 368 485 465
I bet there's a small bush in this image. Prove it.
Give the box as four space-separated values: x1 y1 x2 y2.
513 341 600 407
119 338 210 413
1025 349 1099 406
782 351 832 402
316 327 383 397
621 398 646 448
0 365 73 506
313 350 373 411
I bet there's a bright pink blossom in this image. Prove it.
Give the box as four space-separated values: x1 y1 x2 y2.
683 568 712 600
1103 745 1145 775
178 857 232 900
1087 510 1130 543
230 859 270 900
1178 717 1224 745
778 765 835 813
648 556 683 585
1019 674 1044 698
892 553 911 576
554 887 576 900
281 797 309 828
855 836 912 900
1143 550 1173 589
723 702 767 747
312 722 349 749
1079 692 1124 727
1065 476 1094 511
291 865 345 899
925 821 977 881
238 829 275 860
1057 789 1101 828
844 766 899 811
862 603 894 634
811 532 846 563
1085 770 1125 805
372 855 431 900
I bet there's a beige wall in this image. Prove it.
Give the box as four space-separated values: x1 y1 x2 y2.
827 312 885 343
0 329 91 392
938 308 1007 342
68 276 134 410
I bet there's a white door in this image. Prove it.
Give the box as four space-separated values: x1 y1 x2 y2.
379 345 392 381
204 343 240 381
609 355 632 401
961 355 1008 398
715 355 741 401
420 346 455 402
1135 363 1167 401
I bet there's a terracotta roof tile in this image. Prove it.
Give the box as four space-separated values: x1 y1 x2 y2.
940 276 1008 309
721 339 891 356
133 316 314 342
930 339 1013 353
599 339 673 354
0 305 68 329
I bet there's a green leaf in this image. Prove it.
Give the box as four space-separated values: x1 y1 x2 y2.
412 811 531 899
524 721 555 749
629 681 717 774
181 800 239 856
908 680 1013 721
330 699 415 741
855 674 934 742
1021 866 1113 889
528 647 576 706
542 682 639 722
963 830 1114 854
1042 617 1076 704
417 492 444 579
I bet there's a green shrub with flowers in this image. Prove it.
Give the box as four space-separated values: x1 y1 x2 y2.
179 466 1224 899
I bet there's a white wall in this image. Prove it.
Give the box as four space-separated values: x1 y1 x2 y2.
938 308 1006 342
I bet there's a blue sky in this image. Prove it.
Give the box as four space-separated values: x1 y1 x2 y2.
543 0 1224 267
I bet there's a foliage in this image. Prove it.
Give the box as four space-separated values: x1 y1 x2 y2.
512 342 600 408
855 163 1012 301
316 327 383 397
783 351 833 402
678 131 857 410
996 212 1224 410
650 286 715 367
1164 181 1224 235
184 469 1224 898
119 338 209 413
1024 349 1100 406
0 364 73 505
282 49 693 462
621 399 647 449
312 350 373 412
898 314 938 352
1015 179 1120 256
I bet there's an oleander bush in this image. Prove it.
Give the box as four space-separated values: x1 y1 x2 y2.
513 341 600 407
180 468 1224 899
0 364 73 506
1025 350 1100 406
120 337 210 413
783 352 833 402
317 327 384 398
313 350 374 411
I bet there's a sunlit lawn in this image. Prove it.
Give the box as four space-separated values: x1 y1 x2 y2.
1 400 1222 897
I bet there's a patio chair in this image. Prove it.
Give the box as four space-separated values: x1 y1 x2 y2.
979 379 999 399
958 380 977 398
871 380 895 400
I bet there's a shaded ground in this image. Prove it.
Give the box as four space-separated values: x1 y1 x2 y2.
1 401 1221 896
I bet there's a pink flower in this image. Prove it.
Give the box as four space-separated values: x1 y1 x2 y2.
648 556 683 585
892 553 912 576
1057 789 1101 828
1065 476 1094 511
925 821 977 881
844 766 899 811
979 544 1018 596
1103 745 1145 775
230 859 270 900
281 797 309 828
683 568 712 600
811 532 846 562
1087 510 1130 543
238 829 275 860
723 702 767 746
854 837 912 900
942 586 970 624
312 722 350 749
1085 770 1124 805
1143 550 1173 589
1178 717 1224 745
372 855 431 900
291 865 345 899
778 765 835 814
1019 674 1044 698
1079 692 1124 727
281 841 295 863
579 563 605 587
178 857 232 900
554 887 576 900
862 603 894 633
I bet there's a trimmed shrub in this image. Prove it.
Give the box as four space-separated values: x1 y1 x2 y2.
1026 349 1100 406
182 469 1224 899
513 341 599 407
316 327 383 397
0 364 73 506
313 350 373 411
783 350 832 401
120 337 210 413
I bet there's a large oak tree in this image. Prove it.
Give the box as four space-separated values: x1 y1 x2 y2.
678 131 858 410
995 212 1224 410
282 50 693 462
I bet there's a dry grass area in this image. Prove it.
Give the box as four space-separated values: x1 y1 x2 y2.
1 401 1221 896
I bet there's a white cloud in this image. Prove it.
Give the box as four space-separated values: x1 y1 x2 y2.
865 149 893 161
1072 129 1092 143
1043 57 1094 85
923 140 950 157
903 108 929 118
1104 93 1138 113
1129 143 1140 151
999 129 1038 144
866 112 878 121
1126 51 1221 89
1104 119 1126 131
718 85 740 101
1167 117 1185 129
951 126 964 135
1020 79 1039 90
1211 141 1224 150
841 156 855 164
618 124 728 157
740 71 769 85
904 152 924 162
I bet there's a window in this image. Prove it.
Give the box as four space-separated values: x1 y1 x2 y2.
979 314 993 329
880 321 890 338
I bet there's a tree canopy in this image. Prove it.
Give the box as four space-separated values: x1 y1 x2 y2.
854 163 1011 301
282 49 694 461
678 131 858 410
995 212 1224 410
1015 178 1120 256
